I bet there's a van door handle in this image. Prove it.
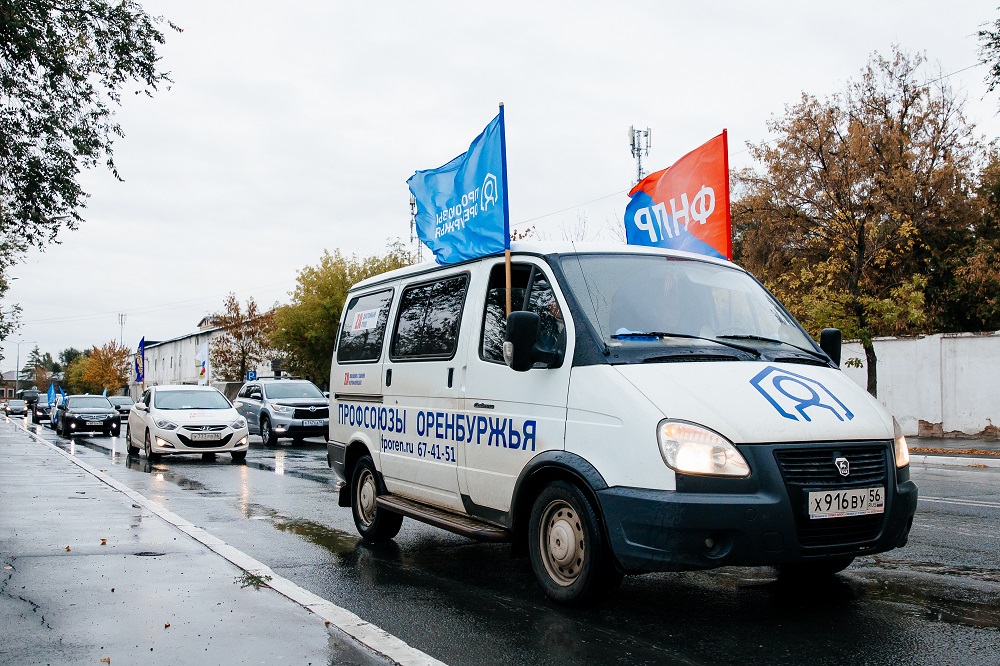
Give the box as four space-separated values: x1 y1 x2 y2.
447 367 454 388
386 368 392 387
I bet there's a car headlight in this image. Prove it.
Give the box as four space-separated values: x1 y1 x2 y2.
657 420 750 477
231 417 247 429
153 418 179 431
270 403 292 414
893 417 910 468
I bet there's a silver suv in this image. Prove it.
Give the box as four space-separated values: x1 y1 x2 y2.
233 378 329 445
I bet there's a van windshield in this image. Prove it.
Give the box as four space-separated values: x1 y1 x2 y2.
559 254 819 361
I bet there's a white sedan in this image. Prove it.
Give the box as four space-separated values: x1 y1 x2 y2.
128 385 250 462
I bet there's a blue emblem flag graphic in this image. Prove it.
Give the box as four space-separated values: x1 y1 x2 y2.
47 382 55 406
407 107 510 265
135 337 145 383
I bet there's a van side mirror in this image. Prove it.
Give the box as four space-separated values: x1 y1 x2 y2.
504 311 560 372
820 328 842 367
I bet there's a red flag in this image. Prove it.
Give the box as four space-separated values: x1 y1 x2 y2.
624 131 731 260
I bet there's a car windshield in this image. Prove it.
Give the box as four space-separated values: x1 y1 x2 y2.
559 254 816 356
154 390 231 410
108 397 134 407
9 400 25 407
69 397 113 409
263 382 325 399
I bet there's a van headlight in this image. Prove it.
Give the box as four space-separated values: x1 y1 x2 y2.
657 420 750 477
893 417 910 468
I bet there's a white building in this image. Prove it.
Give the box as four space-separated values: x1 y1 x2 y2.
128 317 273 400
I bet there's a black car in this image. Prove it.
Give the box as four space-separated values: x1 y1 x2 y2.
54 395 120 437
31 400 51 424
5 399 28 417
107 396 135 422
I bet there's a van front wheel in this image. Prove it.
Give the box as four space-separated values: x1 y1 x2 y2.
528 481 621 605
351 456 403 542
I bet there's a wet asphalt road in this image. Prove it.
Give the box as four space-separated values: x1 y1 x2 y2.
23 420 1000 666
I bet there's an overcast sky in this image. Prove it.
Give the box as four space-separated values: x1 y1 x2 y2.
3 0 999 370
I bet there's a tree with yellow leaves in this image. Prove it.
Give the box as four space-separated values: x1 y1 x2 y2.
734 47 982 396
81 341 130 395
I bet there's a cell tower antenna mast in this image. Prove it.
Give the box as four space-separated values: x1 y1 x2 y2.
409 194 423 262
629 125 652 184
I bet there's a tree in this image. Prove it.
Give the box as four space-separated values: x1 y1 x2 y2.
270 243 413 385
979 14 1000 102
0 1 179 345
59 347 84 368
81 340 128 393
209 293 274 382
734 48 982 396
63 354 93 394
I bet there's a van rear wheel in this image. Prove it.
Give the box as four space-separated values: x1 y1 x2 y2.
528 481 621 605
351 455 403 542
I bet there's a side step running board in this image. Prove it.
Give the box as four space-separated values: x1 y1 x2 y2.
376 495 511 543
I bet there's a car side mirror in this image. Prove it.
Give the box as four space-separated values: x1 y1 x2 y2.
135 403 147 412
820 328 842 367
504 311 561 372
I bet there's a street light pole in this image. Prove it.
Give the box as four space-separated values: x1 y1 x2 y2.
13 340 37 395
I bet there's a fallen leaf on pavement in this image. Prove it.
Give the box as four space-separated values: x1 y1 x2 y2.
100 539 107 545
164 622 171 628
65 546 71 552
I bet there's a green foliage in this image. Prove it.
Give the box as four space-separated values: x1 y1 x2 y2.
270 242 413 386
209 294 273 382
0 0 178 346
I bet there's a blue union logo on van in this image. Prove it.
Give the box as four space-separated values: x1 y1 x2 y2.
750 366 854 422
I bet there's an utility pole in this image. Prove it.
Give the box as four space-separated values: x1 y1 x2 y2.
118 313 126 345
629 125 652 185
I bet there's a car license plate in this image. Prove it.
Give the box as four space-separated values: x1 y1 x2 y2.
808 487 885 519
87 420 103 425
190 432 221 442
303 419 323 427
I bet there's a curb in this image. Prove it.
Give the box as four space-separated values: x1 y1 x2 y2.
16 422 445 666
909 454 1000 469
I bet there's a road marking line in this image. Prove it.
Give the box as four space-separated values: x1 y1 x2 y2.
20 424 446 666
920 496 1000 510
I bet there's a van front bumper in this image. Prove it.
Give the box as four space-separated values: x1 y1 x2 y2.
598 480 917 572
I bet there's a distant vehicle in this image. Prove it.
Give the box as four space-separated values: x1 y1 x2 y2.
16 389 39 409
233 378 329 446
53 395 120 437
5 399 28 417
107 396 135 422
128 385 249 462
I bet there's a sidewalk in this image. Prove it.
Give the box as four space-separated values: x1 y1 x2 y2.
907 436 1000 469
0 421 437 666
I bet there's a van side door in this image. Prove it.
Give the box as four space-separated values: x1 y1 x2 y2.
460 259 572 513
382 269 471 511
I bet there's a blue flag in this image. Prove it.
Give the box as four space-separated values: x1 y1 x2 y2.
407 107 510 265
47 382 55 406
102 387 107 397
135 337 145 383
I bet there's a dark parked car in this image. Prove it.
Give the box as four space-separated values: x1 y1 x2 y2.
53 395 120 437
107 396 135 422
5 399 28 417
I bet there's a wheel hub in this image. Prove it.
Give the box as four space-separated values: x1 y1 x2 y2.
358 472 377 525
540 501 585 586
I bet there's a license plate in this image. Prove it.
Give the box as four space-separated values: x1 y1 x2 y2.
87 420 103 425
302 419 323 427
190 432 221 442
808 487 885 519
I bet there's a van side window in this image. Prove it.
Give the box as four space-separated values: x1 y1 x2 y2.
338 289 394 363
391 275 468 360
481 263 565 366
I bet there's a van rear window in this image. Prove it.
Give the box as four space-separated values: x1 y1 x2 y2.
390 275 468 360
338 289 393 363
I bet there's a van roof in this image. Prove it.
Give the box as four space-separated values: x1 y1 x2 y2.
350 241 737 292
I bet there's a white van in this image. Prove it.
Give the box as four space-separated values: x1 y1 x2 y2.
328 242 917 604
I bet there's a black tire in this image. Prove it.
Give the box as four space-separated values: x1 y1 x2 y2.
144 431 161 462
351 455 403 542
126 434 140 455
260 416 278 446
528 481 622 605
231 451 247 462
778 557 855 580
59 418 69 438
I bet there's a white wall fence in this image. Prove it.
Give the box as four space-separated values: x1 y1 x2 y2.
841 332 1000 439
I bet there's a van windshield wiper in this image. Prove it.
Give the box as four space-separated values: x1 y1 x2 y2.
611 331 761 357
717 334 828 360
